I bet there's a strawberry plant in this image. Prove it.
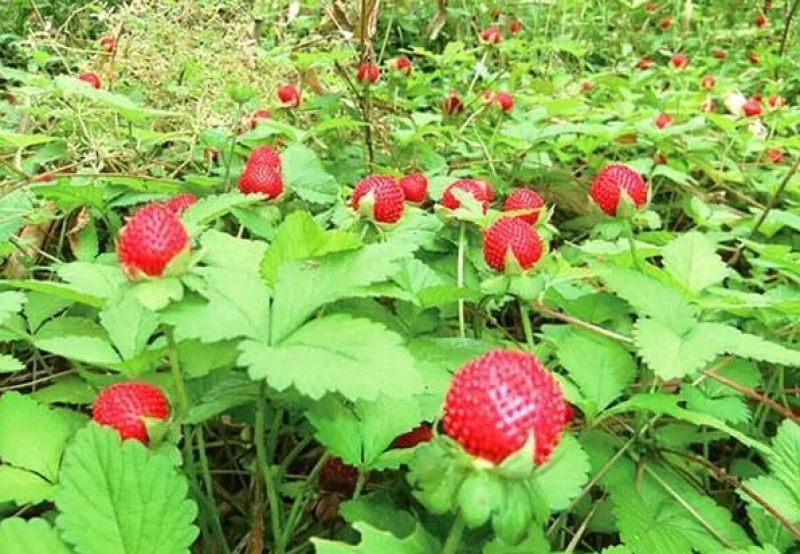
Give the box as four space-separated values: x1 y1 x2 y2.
0 1 799 553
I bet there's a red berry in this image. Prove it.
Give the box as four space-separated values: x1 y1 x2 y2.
356 62 380 85
767 95 786 109
492 91 514 113
92 382 170 444
479 26 503 45
756 13 768 28
392 56 412 76
581 80 594 93
743 98 762 117
250 109 271 129
713 49 728 60
164 193 198 215
99 36 116 53
392 424 434 449
318 457 359 496
118 204 190 278
638 57 655 70
483 218 544 273
765 148 783 164
655 113 674 129
660 16 673 30
701 75 716 90
399 173 428 204
238 164 284 198
443 350 567 465
351 175 405 224
78 72 101 89
441 179 492 213
442 91 464 116
277 84 301 108
749 51 761 65
508 20 523 35
247 146 282 169
671 53 690 69
655 152 668 165
503 188 545 224
590 164 648 216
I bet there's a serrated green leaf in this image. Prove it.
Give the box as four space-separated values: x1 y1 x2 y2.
728 332 800 367
0 291 26 325
662 232 730 294
181 192 262 235
312 521 440 554
34 317 122 366
241 314 422 400
184 370 259 424
768 420 800 501
0 465 56 504
200 230 268 274
556 329 636 417
0 518 73 554
100 294 159 360
55 262 127 300
56 424 199 554
281 144 341 205
0 354 24 373
535 435 590 511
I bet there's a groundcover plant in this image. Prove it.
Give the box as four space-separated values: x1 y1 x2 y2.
0 0 799 553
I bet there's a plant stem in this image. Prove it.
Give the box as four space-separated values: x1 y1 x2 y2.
623 220 642 271
279 453 329 551
780 0 800 58
197 426 232 554
441 514 466 554
223 103 244 189
519 301 535 350
457 221 467 338
255 385 283 552
750 156 800 237
165 328 189 415
352 470 367 499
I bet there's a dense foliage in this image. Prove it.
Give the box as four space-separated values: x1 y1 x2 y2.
0 1 799 553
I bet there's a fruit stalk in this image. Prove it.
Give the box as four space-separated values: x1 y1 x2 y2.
441 514 466 554
255 385 284 552
457 221 467 338
519 301 535 349
623 220 641 271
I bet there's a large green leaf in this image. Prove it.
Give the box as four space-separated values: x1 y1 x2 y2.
312 522 440 554
56 424 199 554
0 518 73 554
100 294 159 360
241 314 422 400
0 465 56 504
281 144 341 205
534 435 590 511
0 291 26 325
661 232 730 295
34 317 122 366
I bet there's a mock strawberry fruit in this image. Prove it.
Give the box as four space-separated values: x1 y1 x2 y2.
164 193 198 215
660 16 673 30
479 26 503 45
392 424 434 449
239 164 284 198
766 148 783 164
743 98 762 117
318 457 359 496
483 218 544 273
756 12 768 27
441 179 492 213
93 382 170 444
247 145 282 169
508 19 523 35
671 53 689 69
767 95 786 109
590 164 649 216
277 84 301 108
351 175 405 224
503 188 545 224
581 80 594 93
392 56 412 76
356 62 380 85
118 204 190 278
655 113 674 129
399 173 428 204
749 51 761 64
713 49 728 60
701 75 716 90
442 91 464 116
249 109 271 129
638 57 655 70
491 91 514 113
78 72 101 89
443 350 567 465
99 36 116 53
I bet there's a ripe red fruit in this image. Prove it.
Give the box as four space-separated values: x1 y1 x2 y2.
767 95 786 109
655 113 674 129
442 91 464 116
78 72 101 89
479 26 503 45
590 164 648 216
249 109 271 129
742 98 762 117
749 51 760 65
93 382 170 444
356 62 380 85
713 49 728 60
701 99 716 113
508 20 523 35
491 91 514 113
701 75 716 90
277 84 301 108
756 13 768 28
443 350 567 465
441 179 492 213
351 175 405 224
238 164 284 198
164 193 198 215
483 218 544 272
99 36 116 53
638 57 655 70
765 148 783 164
399 173 428 204
392 56 412 76
503 188 545 224
247 145 282 169
118 204 190 278
660 16 673 30
318 457 359 496
581 80 594 93
392 424 434 449
671 53 690 69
